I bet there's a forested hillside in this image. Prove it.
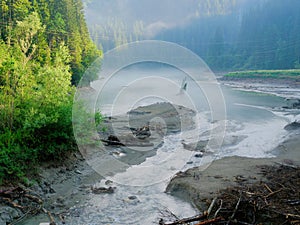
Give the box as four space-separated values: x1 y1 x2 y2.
84 0 300 71
157 0 300 70
89 18 144 52
84 0 241 51
0 0 101 85
0 0 101 183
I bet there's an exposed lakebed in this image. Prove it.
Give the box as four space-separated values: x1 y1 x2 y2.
7 67 300 225
14 102 200 225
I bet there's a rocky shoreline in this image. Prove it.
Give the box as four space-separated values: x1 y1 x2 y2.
219 76 300 101
0 151 101 225
0 102 197 225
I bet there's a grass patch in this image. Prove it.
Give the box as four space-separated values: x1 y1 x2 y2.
224 69 300 79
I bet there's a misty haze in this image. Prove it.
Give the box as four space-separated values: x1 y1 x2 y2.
0 0 299 225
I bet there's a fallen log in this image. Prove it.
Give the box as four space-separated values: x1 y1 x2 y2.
206 197 217 217
101 139 125 146
24 193 43 204
2 197 24 210
42 208 56 225
162 214 207 225
101 135 126 146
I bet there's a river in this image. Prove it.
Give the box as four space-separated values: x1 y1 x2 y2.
19 63 299 225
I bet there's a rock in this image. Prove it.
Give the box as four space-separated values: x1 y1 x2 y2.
182 140 208 151
30 183 44 196
91 186 115 194
134 125 151 139
108 135 121 142
128 195 137 200
194 153 203 158
284 121 300 130
54 202 65 208
101 135 125 146
124 196 140 205
105 180 113 185
0 206 22 224
234 175 248 182
0 219 6 225
182 141 193 150
56 196 64 204
49 187 56 194
59 168 67 173
75 169 82 174
292 100 300 109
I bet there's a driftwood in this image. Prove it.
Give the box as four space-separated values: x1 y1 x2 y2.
0 185 59 225
24 193 43 204
161 214 208 225
101 135 125 146
101 139 125 146
214 199 223 218
159 164 300 225
206 197 217 217
2 197 25 210
227 193 242 224
43 208 56 225
160 198 221 225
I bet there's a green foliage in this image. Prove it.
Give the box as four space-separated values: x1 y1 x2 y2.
14 12 45 64
0 0 102 86
48 0 102 85
225 69 300 79
72 102 102 146
0 3 102 184
95 111 103 127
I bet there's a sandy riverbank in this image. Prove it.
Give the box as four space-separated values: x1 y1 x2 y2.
166 132 300 210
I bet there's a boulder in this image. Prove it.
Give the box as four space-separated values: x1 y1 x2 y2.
284 121 300 130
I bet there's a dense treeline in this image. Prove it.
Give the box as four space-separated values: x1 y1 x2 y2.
0 0 101 183
85 0 300 71
235 0 300 70
0 0 101 84
89 19 144 52
84 0 240 52
156 0 300 70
